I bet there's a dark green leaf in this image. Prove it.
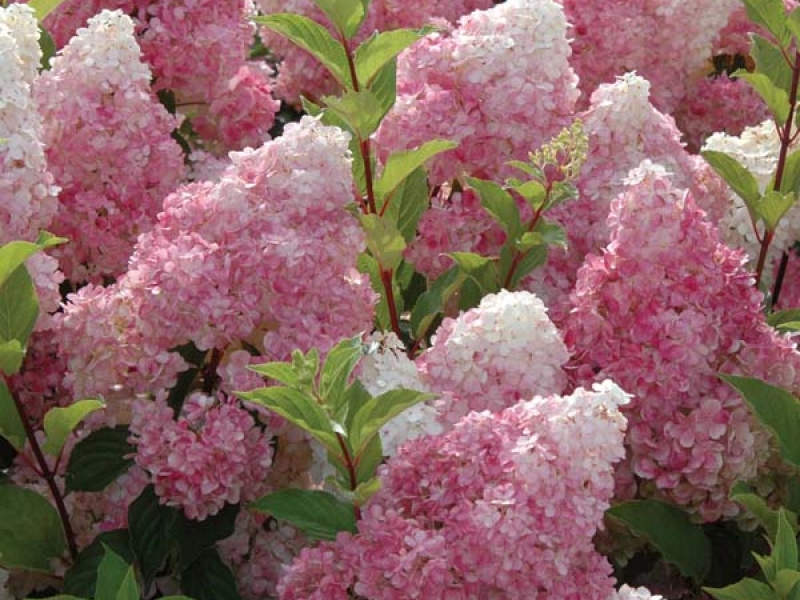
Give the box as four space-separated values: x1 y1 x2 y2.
250 489 357 540
409 266 464 340
354 433 383 484
606 499 712 581
702 150 762 208
381 166 428 244
38 25 55 71
252 14 350 88
0 265 38 346
65 426 135 493
355 29 424 86
172 502 239 569
506 244 548 290
180 549 241 600
0 379 25 450
42 399 105 456
768 308 800 332
467 176 522 238
721 374 800 467
63 530 133 599
128 485 178 588
375 140 457 201
704 578 778 600
0 484 66 571
95 546 134 600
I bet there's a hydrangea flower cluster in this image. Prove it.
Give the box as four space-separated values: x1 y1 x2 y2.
56 116 376 401
703 119 800 278
417 290 569 427
34 10 185 283
376 0 580 185
564 161 800 520
42 0 278 151
279 381 630 600
0 4 62 322
129 393 273 520
255 0 493 106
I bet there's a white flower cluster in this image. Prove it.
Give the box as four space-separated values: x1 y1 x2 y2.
607 584 665 600
703 119 800 276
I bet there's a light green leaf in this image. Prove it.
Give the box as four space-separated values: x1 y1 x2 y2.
516 221 567 252
732 482 798 540
313 0 367 40
743 0 792 47
357 253 396 331
353 475 382 505
349 388 436 456
756 552 779 585
380 166 428 243
512 180 548 211
506 244 548 290
42 399 104 456
320 335 364 406
0 234 64 288
253 14 350 88
322 89 384 138
768 308 800 333
606 499 712 581
467 176 522 238
250 489 357 540
0 339 25 376
789 7 800 47
0 484 67 571
721 374 800 467
737 71 791 123
704 578 778 600
368 58 397 118
757 190 795 231
375 140 457 201
359 213 406 271
0 379 25 450
447 252 499 295
702 150 762 208
247 362 300 387
355 29 424 86
0 266 38 346
353 434 383 485
773 149 800 195
774 508 799 572
751 33 794 91
25 0 69 21
236 386 341 457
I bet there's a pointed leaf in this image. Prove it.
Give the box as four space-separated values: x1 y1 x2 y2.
704 578 777 600
26 0 70 21
768 308 800 333
776 570 800 600
253 14 350 87
42 399 105 456
65 426 135 493
702 150 762 207
513 180 548 211
466 176 522 238
359 213 406 271
409 266 465 340
375 140 457 201
0 266 38 346
128 485 178 588
355 28 424 86
323 89 384 138
180 549 241 600
63 530 132 599
354 434 383 485
172 502 239 569
0 234 65 287
721 374 800 467
357 253 396 331
0 484 67 572
320 335 364 406
0 340 24 376
381 166 428 243
250 489 357 540
95 547 134 600
736 71 791 122
751 33 793 91
757 190 795 230
247 362 300 387
236 386 340 456
0 379 25 450
790 8 800 46
313 0 367 39
774 508 799 571
349 388 436 456
606 499 712 581
447 252 499 294
507 244 548 290
743 0 791 46
732 482 798 539
368 57 397 117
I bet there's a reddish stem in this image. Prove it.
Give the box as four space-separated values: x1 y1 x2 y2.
335 432 362 521
3 374 78 559
502 200 547 291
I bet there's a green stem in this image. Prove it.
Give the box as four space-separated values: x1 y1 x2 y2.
502 198 547 290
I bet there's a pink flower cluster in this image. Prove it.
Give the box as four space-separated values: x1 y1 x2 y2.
35 10 185 283
129 393 273 520
376 0 580 185
41 0 278 151
56 116 375 401
255 0 493 106
564 161 800 520
417 290 569 427
279 381 630 600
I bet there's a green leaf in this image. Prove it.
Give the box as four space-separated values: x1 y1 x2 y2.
732 482 798 539
95 546 135 600
65 426 135 493
506 244 548 290
354 434 383 485
737 71 791 123
516 221 567 252
768 308 800 333
313 0 367 40
380 166 428 243
721 374 800 467
0 379 25 450
776 570 800 600
0 234 64 287
751 33 794 91
180 549 241 600
171 502 239 570
0 265 38 346
743 0 792 46
348 388 436 456
236 386 341 457
756 552 779 585
375 140 458 201
512 180 548 211
63 530 132 599
248 361 301 387
789 7 800 47
757 190 795 231
128 485 178 588
323 89 385 138
704 578 778 600
42 399 105 456
355 28 424 86
0 339 26 376
250 489 357 540
774 508 799 571
467 176 522 238
39 25 56 70
702 150 762 208
359 213 406 271
320 335 364 407
606 499 712 581
447 252 499 295
357 253 396 331
368 57 397 118
252 14 350 88
409 266 464 340
353 475 382 505
0 484 67 571
774 149 800 196
25 0 70 21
